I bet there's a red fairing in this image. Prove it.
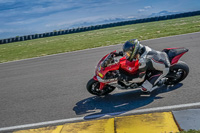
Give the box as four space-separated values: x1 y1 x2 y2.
171 52 187 65
96 56 139 80
96 50 118 79
98 63 120 79
94 51 118 89
162 47 188 65
120 57 139 74
93 76 98 81
164 47 184 50
99 82 105 90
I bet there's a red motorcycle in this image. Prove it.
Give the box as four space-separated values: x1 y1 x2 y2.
86 47 189 96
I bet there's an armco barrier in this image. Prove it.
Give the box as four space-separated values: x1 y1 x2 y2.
1 10 200 44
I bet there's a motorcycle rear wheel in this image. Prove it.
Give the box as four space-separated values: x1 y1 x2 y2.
86 78 115 96
165 61 189 85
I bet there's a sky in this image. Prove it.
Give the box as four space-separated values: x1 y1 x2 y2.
0 0 200 39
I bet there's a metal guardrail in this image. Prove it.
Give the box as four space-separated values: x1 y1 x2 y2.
1 10 200 44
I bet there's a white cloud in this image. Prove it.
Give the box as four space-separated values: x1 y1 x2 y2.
138 9 146 12
138 5 152 12
127 16 136 19
144 6 152 9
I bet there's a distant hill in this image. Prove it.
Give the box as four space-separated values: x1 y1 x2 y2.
70 11 181 28
149 10 180 17
70 17 137 28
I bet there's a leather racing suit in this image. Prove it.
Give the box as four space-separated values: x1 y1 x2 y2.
115 44 170 92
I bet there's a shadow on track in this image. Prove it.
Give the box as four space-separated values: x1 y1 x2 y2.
73 83 183 120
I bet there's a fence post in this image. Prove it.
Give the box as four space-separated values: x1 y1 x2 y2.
65 29 69 34
39 34 42 38
29 35 32 40
12 38 15 42
61 30 65 34
24 36 27 40
9 38 12 43
31 35 34 39
4 39 8 43
37 34 40 38
48 32 51 37
21 36 24 41
15 37 19 41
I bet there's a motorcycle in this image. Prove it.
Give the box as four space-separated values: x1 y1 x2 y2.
86 47 189 96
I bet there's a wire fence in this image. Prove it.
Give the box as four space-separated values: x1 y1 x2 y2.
1 10 200 44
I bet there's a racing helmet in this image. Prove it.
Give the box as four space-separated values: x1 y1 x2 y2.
123 39 141 61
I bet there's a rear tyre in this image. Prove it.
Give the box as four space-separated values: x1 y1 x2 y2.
165 61 189 85
86 78 115 96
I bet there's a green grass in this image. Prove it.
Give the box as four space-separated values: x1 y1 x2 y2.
0 15 200 63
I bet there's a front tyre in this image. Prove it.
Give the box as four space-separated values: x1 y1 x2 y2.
165 61 189 85
86 78 115 96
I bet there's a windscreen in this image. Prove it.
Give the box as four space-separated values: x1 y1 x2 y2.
101 54 114 68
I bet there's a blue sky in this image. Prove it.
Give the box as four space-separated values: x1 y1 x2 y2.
0 0 200 39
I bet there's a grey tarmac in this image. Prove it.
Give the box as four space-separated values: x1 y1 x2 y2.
0 32 200 129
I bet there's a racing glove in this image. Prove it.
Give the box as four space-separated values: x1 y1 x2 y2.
113 51 123 57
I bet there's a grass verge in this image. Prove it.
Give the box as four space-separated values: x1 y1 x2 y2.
0 15 200 63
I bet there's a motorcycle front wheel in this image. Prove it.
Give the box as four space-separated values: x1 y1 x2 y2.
86 78 115 96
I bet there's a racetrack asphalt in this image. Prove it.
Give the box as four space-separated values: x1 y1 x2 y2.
0 32 200 129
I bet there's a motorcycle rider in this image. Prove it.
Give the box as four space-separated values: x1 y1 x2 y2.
114 39 170 93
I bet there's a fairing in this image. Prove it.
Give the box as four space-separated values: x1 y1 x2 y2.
93 52 140 90
162 47 189 65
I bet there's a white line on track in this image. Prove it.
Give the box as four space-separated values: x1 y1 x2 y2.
1 31 200 65
1 102 200 132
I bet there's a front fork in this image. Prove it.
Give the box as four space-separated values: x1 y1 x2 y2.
93 76 106 90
